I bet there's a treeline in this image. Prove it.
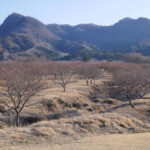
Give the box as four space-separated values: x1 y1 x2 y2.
61 50 150 63
123 52 150 63
61 50 124 61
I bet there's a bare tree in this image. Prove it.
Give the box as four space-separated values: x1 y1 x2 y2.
0 62 45 126
77 62 102 85
107 65 150 108
54 62 75 92
78 63 91 85
99 61 129 74
89 63 102 84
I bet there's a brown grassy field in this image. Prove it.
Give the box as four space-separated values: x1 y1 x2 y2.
0 71 150 149
3 133 150 150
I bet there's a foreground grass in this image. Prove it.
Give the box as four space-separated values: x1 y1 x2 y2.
4 133 150 150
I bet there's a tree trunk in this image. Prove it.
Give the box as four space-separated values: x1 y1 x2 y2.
16 113 20 126
128 99 135 108
54 74 57 80
90 79 93 83
94 78 96 84
86 79 89 86
63 85 66 92
79 75 82 80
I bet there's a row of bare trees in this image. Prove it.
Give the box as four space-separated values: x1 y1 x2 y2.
0 61 103 126
44 61 103 89
1 60 150 126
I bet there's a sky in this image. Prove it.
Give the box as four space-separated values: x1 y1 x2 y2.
1 0 150 25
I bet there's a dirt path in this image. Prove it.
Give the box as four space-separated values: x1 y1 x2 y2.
5 133 150 150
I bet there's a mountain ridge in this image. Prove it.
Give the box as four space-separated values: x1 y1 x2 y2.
1 13 150 60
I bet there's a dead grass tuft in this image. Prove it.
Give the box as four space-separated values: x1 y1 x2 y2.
32 127 55 137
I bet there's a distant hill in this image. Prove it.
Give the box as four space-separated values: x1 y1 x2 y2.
1 13 150 60
48 17 150 55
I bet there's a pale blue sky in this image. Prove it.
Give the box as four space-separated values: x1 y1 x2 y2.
0 0 150 25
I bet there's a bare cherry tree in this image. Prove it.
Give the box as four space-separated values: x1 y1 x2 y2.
0 62 45 126
89 63 103 84
77 63 91 85
108 65 150 108
77 62 102 85
54 62 75 92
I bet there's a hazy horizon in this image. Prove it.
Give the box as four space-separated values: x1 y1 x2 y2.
1 0 150 25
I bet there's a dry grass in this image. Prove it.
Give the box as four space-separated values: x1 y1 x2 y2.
3 133 150 150
23 79 94 114
0 71 150 149
0 112 149 148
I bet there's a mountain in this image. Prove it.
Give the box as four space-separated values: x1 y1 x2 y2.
0 13 99 60
1 13 150 61
0 13 64 60
47 17 150 55
0 13 59 41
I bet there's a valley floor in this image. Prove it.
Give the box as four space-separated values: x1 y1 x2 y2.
4 133 150 150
